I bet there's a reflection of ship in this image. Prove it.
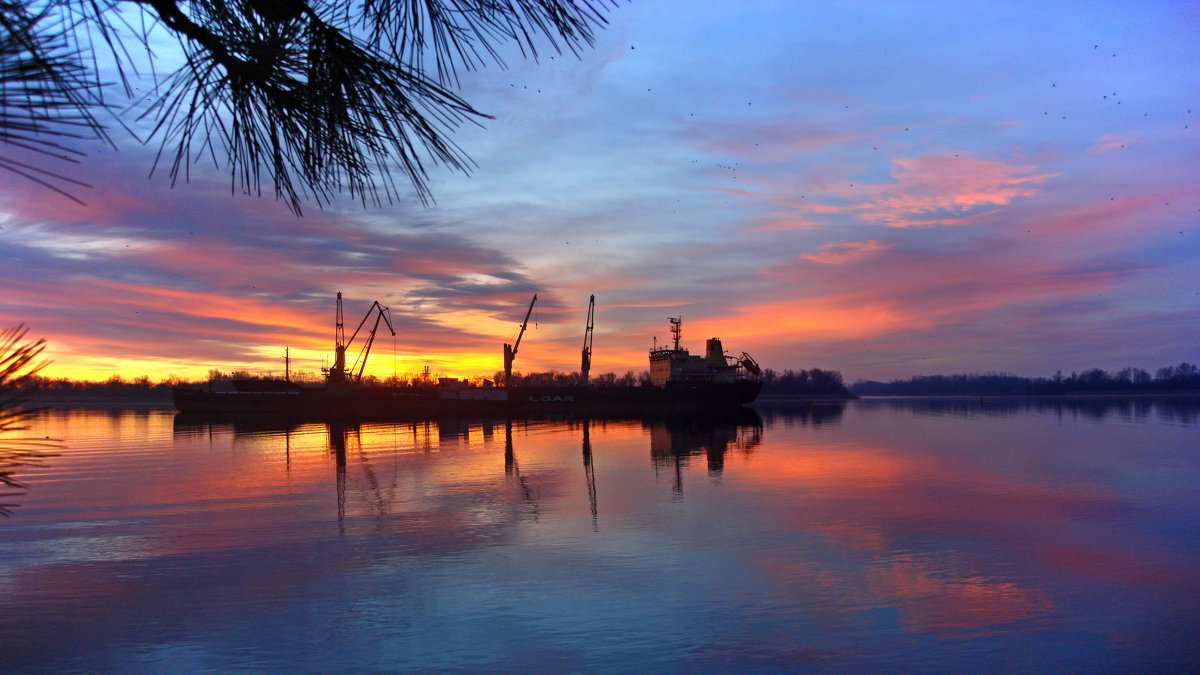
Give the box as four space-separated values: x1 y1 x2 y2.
648 409 764 495
173 410 764 526
172 377 510 417
753 400 847 428
173 294 762 419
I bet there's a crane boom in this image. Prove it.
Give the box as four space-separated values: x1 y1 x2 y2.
351 302 395 382
512 294 536 353
503 293 537 387
327 294 395 384
581 294 595 384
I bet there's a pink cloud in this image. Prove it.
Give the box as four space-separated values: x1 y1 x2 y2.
1009 189 1189 240
744 212 823 233
739 153 1056 233
801 239 887 264
1088 134 1139 153
859 155 1056 227
683 120 862 162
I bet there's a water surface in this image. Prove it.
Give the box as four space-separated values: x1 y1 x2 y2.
3 398 1197 672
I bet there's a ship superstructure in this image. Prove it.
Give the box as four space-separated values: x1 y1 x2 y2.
648 317 760 387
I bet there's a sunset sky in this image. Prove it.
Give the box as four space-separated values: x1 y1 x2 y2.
1 1 1197 383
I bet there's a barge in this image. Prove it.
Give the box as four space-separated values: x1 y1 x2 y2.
172 296 761 419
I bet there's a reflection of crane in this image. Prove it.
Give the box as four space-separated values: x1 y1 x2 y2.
581 294 595 384
582 418 598 530
327 292 396 384
503 419 542 520
503 293 537 387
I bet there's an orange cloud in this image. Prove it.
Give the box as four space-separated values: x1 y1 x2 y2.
691 295 919 344
21 275 630 381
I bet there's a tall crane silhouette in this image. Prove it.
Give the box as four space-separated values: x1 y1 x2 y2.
580 294 595 384
327 292 395 384
503 294 537 388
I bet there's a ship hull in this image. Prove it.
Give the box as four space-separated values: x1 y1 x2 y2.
173 379 761 419
172 383 508 419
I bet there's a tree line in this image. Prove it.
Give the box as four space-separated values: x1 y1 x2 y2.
758 368 849 396
17 369 657 401
849 363 1200 396
18 375 175 402
506 367 851 396
18 364 855 400
502 370 648 387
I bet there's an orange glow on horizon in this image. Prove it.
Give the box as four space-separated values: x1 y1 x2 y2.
35 336 656 383
694 296 917 345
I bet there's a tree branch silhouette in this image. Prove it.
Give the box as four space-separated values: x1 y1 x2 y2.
0 325 58 517
1 1 616 213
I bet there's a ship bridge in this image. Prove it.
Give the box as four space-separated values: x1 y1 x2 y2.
648 318 744 387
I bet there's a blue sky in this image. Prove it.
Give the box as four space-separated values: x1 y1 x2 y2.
1 1 1197 382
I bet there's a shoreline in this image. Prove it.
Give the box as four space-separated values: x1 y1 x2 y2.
851 390 1200 400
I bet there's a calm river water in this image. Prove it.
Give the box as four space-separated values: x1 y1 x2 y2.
2 398 1198 673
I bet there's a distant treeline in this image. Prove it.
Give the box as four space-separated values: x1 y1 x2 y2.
505 370 649 387
507 367 851 396
20 375 174 402
18 370 661 401
759 368 849 396
850 363 1200 396
20 366 853 400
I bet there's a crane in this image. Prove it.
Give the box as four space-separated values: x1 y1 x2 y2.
503 293 537 387
580 294 595 384
327 292 395 384
349 300 395 382
329 292 348 383
738 351 762 377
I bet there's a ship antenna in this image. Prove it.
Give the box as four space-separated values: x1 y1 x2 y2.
669 316 682 351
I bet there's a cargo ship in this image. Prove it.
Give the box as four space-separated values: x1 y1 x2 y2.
173 295 761 419
512 314 762 414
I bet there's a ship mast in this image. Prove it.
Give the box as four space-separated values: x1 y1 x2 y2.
669 316 682 351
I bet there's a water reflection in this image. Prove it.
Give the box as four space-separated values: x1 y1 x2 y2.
754 399 848 428
854 394 1200 425
582 419 597 529
5 404 1197 672
172 412 767 519
501 419 544 521
648 410 763 495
